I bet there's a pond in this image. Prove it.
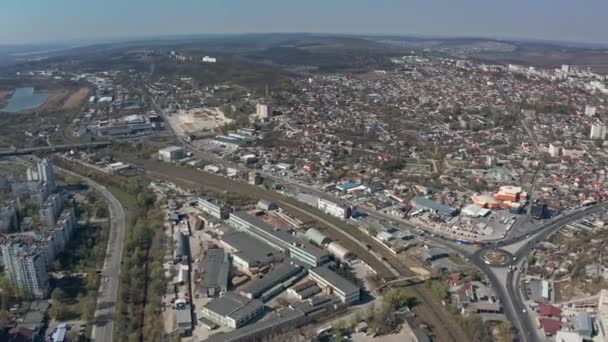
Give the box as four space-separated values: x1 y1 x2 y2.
1 87 48 113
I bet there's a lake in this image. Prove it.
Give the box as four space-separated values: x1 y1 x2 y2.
1 87 48 113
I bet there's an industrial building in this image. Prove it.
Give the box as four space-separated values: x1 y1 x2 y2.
239 262 303 300
411 196 459 216
256 199 278 211
200 292 265 329
317 198 351 219
174 231 189 263
206 297 336 342
200 248 230 298
308 266 360 304
175 305 193 336
198 197 228 220
159 146 186 162
228 212 329 267
305 228 331 246
220 231 281 274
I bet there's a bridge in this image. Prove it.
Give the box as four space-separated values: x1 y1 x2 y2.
377 274 435 290
0 142 112 157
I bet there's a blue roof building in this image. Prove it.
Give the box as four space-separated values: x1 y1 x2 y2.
574 312 593 338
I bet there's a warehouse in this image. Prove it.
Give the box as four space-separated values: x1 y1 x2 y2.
200 248 230 298
159 146 186 162
240 262 303 299
326 242 353 261
201 293 265 329
305 228 331 246
308 266 360 304
411 196 459 216
317 198 351 219
198 197 228 220
228 212 329 267
220 231 281 274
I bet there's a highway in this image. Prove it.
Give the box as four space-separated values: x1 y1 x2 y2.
57 164 126 342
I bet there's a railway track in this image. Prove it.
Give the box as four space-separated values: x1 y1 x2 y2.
128 158 468 341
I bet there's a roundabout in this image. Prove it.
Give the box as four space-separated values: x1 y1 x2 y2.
480 248 513 267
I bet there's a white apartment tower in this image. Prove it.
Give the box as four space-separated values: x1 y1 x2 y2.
585 105 597 117
256 101 269 119
37 159 56 192
590 124 607 140
1 241 49 298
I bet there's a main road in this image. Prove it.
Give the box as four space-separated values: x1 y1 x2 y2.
56 163 126 342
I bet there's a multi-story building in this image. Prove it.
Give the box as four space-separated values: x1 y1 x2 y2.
201 293 265 328
1 240 49 299
309 266 360 304
317 198 351 219
590 124 607 140
197 198 228 220
39 194 63 228
228 212 328 267
37 159 56 192
0 200 18 233
256 101 269 119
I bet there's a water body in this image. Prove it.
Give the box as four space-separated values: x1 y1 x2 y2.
1 87 48 113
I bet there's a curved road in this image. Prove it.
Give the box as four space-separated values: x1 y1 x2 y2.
56 164 126 342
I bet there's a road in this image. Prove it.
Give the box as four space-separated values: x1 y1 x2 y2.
0 141 111 156
146 87 608 341
57 164 126 342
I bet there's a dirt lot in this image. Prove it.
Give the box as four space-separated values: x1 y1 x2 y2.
62 87 91 110
166 107 233 136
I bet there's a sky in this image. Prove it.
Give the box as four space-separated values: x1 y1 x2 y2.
1 0 607 45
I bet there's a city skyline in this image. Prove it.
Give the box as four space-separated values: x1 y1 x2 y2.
1 0 607 45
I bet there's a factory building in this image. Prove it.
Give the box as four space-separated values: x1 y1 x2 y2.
239 262 303 300
159 146 186 162
200 248 230 298
197 198 229 220
220 231 281 275
228 212 329 267
201 292 265 329
411 196 459 216
309 266 360 304
317 198 352 219
305 228 331 246
326 242 354 261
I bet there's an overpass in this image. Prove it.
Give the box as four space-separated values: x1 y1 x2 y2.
0 141 111 156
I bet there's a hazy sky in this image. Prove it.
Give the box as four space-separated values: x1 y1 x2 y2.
1 0 607 45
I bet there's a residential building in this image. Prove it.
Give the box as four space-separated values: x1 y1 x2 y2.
590 124 607 140
256 101 269 119
308 266 360 304
39 194 63 228
1 240 49 298
37 159 56 192
0 200 18 233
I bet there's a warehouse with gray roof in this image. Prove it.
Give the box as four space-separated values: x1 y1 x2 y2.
200 292 265 329
200 248 230 298
309 266 360 304
220 231 281 274
228 212 329 267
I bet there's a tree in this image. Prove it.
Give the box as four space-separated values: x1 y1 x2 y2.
50 301 70 320
51 288 68 303
95 204 109 218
